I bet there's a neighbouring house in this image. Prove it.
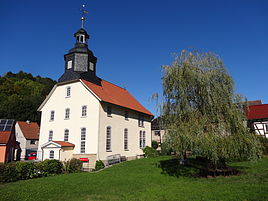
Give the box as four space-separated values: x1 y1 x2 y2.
151 117 165 150
37 16 153 170
15 121 40 160
246 103 268 138
0 119 21 163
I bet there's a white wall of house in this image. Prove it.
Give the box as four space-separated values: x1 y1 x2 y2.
253 121 268 138
98 102 152 161
38 81 100 160
15 124 27 159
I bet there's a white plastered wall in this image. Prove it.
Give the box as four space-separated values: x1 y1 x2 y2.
37 81 100 160
15 123 27 159
97 102 152 161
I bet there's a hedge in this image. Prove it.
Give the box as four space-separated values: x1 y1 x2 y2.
0 158 82 183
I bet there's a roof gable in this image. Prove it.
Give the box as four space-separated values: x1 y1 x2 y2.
81 79 153 116
17 121 39 140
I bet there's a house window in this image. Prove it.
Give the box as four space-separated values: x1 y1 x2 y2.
154 131 160 136
265 124 268 133
64 129 69 142
49 150 54 159
65 108 70 119
106 126 111 151
66 86 71 97
139 130 146 148
125 111 129 120
67 60 72 69
49 130 53 141
80 128 86 153
30 140 36 145
124 128 128 151
50 111 55 121
82 105 87 117
138 115 144 127
107 106 112 117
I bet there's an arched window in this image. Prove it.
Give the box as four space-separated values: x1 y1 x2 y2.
142 131 146 148
50 111 55 121
139 130 142 148
81 128 86 153
64 129 69 142
65 108 70 119
66 86 71 97
124 128 128 151
82 105 87 117
49 150 54 159
106 126 111 151
49 130 53 141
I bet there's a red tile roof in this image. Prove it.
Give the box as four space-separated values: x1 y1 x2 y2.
246 104 268 120
53 141 75 147
0 131 12 144
82 79 153 116
17 121 39 140
248 100 262 106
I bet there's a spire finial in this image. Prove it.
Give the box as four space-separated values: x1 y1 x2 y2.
80 4 88 28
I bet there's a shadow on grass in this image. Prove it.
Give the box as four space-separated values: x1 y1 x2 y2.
158 158 248 178
158 158 201 178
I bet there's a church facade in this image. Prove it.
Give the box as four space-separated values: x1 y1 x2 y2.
37 19 153 169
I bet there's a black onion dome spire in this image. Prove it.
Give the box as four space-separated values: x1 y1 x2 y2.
58 4 99 85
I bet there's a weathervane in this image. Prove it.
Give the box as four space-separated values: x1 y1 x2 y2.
80 4 89 28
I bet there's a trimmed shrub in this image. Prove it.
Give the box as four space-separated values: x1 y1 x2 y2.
38 159 63 175
0 163 18 183
16 161 37 180
143 146 159 158
152 140 159 149
64 158 82 173
95 160 105 171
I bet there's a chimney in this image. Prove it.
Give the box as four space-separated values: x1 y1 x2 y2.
26 120 30 124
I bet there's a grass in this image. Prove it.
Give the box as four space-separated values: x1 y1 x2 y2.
0 156 267 201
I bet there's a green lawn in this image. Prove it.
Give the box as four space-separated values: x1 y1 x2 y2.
0 156 267 201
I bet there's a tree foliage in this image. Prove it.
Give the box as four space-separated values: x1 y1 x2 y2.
161 50 261 167
0 71 56 123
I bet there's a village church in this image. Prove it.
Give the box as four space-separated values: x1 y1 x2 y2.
37 14 153 169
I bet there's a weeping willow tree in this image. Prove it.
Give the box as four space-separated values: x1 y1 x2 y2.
161 50 261 168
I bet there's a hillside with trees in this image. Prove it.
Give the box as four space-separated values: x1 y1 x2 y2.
0 71 56 124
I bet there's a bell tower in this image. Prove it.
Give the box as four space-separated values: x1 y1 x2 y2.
58 5 99 84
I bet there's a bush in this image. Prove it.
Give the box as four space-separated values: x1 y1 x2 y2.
38 160 63 175
161 142 173 155
143 146 159 158
258 136 268 155
16 162 37 180
64 158 82 173
152 140 159 149
0 163 18 183
95 160 105 171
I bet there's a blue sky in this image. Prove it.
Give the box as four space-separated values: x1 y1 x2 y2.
1 0 268 116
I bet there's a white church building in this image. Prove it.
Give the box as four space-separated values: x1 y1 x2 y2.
37 14 153 169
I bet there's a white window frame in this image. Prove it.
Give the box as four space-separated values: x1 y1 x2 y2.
66 86 71 97
125 111 129 120
48 130 53 141
64 129 69 142
65 108 70 119
81 105 87 117
138 115 144 127
80 128 86 153
107 106 112 117
50 110 55 121
139 130 146 148
106 126 112 152
49 150 54 159
124 128 128 151
67 60 72 69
